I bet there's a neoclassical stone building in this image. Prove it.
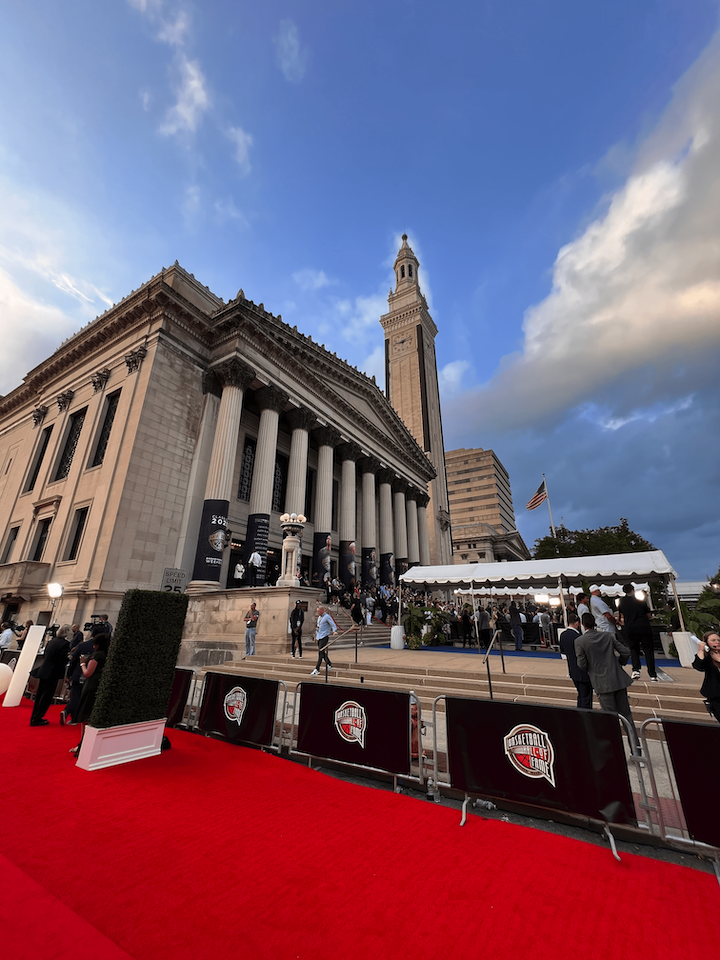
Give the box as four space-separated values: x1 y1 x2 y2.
0 261 436 659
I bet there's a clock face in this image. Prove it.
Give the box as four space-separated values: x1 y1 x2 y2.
392 333 412 354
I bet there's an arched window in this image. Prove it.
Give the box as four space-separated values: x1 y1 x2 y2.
400 265 405 279
408 264 413 278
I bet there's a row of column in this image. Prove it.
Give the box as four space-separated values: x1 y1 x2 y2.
191 356 431 588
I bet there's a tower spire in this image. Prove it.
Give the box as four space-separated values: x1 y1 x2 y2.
393 234 420 292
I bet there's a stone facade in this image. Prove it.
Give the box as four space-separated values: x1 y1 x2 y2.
0 263 435 664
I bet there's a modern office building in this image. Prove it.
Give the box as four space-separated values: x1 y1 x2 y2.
445 447 530 563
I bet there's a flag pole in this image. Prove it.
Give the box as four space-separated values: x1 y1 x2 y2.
543 473 557 540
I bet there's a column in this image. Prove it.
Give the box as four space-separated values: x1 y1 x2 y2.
337 442 361 588
312 426 340 591
377 468 395 586
191 358 255 586
406 490 420 568
417 493 431 566
358 457 379 587
244 385 288 586
285 407 316 515
393 479 408 577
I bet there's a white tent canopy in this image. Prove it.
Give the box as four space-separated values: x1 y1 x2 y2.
454 583 650 600
400 550 677 591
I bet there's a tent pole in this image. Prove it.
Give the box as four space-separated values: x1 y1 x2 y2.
669 576 686 632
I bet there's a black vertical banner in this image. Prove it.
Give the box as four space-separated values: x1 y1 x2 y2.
361 547 377 587
192 499 229 582
380 552 395 586
314 532 332 590
243 513 270 586
166 668 194 728
340 539 356 588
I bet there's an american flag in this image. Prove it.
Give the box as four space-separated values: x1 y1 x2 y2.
526 480 548 511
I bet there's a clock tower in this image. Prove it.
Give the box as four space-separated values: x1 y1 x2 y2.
380 235 452 566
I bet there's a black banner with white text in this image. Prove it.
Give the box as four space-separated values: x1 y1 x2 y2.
197 671 279 747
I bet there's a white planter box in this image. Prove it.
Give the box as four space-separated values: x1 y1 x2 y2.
76 718 167 771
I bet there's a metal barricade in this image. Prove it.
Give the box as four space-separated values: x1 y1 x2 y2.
288 682 425 792
638 718 720 884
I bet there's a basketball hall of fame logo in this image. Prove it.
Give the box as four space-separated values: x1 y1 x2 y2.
223 686 248 726
334 700 367 748
208 529 226 552
503 723 556 787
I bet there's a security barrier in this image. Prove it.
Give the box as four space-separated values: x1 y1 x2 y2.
166 668 197 729
195 671 287 752
434 695 637 837
290 681 423 787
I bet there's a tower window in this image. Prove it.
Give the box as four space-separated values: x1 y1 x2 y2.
408 264 413 278
400 265 405 279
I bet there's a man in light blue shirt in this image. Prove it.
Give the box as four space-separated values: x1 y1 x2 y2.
310 606 337 676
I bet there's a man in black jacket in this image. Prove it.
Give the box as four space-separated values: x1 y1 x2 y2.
61 625 103 725
559 612 593 709
290 600 305 659
30 625 71 726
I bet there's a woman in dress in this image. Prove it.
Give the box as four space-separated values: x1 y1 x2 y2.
70 633 110 757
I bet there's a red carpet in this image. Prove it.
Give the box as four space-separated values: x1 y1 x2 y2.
1 695 716 960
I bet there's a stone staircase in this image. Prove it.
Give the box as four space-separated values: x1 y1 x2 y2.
201 650 712 729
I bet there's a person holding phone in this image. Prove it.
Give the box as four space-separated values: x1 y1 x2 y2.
693 630 720 723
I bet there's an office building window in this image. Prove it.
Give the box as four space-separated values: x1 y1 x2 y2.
53 408 87 482
237 437 256 502
90 390 121 467
0 526 20 565
63 506 89 562
272 453 289 513
24 426 53 493
31 517 53 562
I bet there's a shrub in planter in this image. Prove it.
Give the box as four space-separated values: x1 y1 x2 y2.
89 589 189 729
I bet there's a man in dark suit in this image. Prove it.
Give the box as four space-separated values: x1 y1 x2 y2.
559 612 593 709
30 625 71 726
576 613 639 749
290 600 305 659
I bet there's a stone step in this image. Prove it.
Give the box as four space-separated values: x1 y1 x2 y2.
206 655 711 725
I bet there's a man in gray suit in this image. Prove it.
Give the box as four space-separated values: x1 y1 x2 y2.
575 613 639 749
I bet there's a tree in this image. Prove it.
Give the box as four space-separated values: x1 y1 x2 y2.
533 518 655 560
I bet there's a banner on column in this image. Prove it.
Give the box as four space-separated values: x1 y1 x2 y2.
380 552 395 586
446 697 636 824
361 547 377 587
243 513 270 586
197 672 279 747
296 682 411 775
340 539 357 588
313 532 332 590
166 668 194 728
191 499 229 582
663 719 720 848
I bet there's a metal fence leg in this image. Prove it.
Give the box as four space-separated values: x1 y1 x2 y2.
460 794 470 827
604 825 622 862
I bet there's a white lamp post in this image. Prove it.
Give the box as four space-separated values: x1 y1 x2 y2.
47 582 64 628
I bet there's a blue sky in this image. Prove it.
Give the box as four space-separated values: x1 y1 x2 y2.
1 0 719 580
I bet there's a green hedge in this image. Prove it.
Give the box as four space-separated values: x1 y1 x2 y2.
89 589 189 729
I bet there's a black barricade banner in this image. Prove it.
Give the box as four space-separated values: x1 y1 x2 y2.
340 540 356 588
197 672 279 747
663 719 720 848
361 547 377 587
314 532 332 590
446 698 636 824
166 668 193 728
297 682 411 775
243 513 270 587
191 499 229 582
380 551 395 586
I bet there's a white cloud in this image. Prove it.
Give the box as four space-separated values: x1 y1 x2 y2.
360 345 385 389
580 395 694 432
157 9 191 46
159 54 209 136
227 125 253 176
213 197 249 228
274 20 308 83
140 90 152 111
292 269 334 291
451 31 720 434
439 360 470 398
338 292 387 341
